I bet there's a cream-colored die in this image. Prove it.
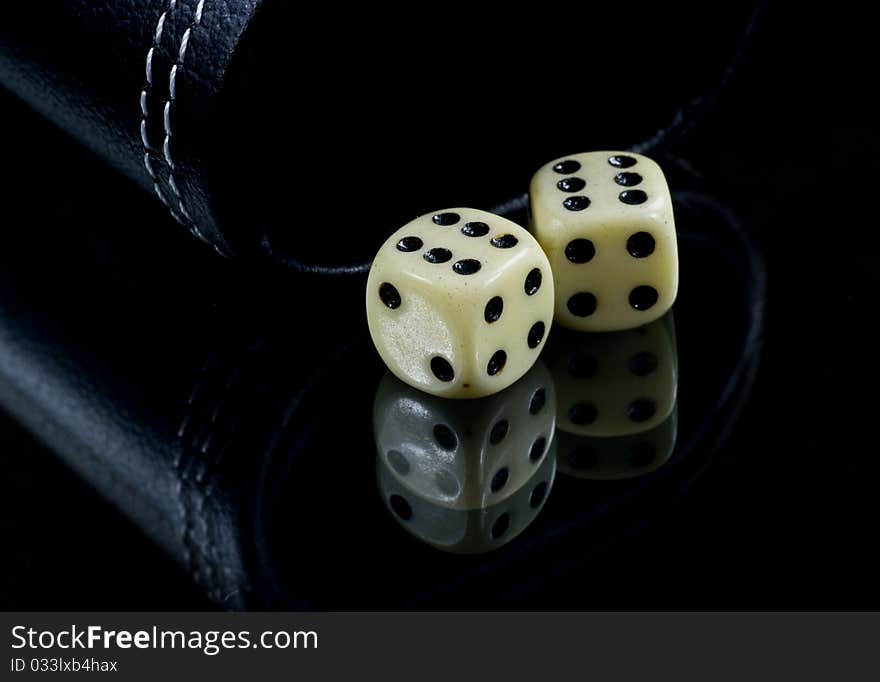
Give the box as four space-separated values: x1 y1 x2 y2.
366 208 554 398
529 151 678 332
372 361 556 510
548 314 678 437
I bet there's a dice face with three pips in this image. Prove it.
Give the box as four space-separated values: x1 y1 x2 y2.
366 208 554 399
529 151 679 332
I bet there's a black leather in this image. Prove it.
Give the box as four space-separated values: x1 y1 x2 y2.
0 95 765 607
0 98 366 606
1 1 764 272
1 0 263 257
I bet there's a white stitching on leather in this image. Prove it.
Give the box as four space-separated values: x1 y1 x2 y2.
168 63 180 102
140 0 225 253
140 0 184 224
162 100 174 167
162 0 209 243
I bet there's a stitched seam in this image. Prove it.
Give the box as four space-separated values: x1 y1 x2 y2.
176 339 257 602
162 0 209 243
141 0 226 254
140 0 184 223
176 352 217 587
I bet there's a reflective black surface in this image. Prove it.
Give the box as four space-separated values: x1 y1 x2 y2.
248 190 764 608
0 140 770 608
0 1 859 609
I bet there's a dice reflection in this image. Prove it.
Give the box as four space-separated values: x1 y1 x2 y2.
377 439 556 554
373 362 556 510
373 363 557 553
548 314 677 437
555 407 677 480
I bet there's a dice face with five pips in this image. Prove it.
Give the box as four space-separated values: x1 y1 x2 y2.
366 208 554 399
529 151 679 332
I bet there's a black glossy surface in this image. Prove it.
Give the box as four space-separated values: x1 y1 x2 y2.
569 353 599 379
0 2 861 610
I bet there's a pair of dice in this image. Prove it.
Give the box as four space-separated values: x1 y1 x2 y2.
367 151 679 399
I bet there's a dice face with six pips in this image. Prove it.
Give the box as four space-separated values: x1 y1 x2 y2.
367 208 554 399
529 151 678 332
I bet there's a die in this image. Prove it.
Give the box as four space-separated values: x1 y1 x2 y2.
377 436 556 554
529 151 678 332
547 314 677 437
555 407 678 480
366 208 554 398
372 361 556 510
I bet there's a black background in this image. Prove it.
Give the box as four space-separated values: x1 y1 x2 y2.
0 1 866 609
